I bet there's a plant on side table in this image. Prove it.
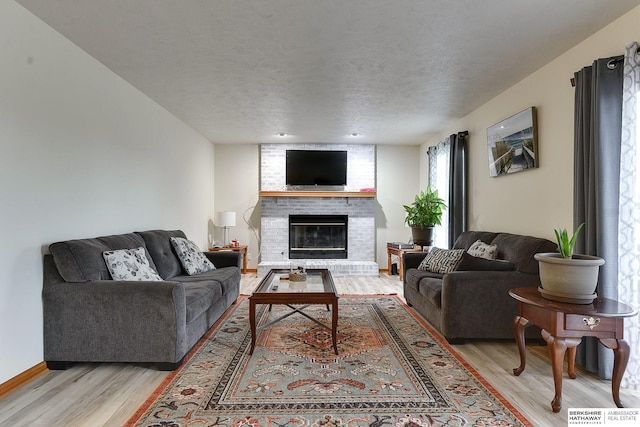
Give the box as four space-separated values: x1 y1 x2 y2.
403 186 446 247
534 223 604 304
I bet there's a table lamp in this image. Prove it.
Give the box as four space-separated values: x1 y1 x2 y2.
215 211 236 247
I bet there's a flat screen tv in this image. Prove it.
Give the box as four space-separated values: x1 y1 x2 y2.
286 150 347 186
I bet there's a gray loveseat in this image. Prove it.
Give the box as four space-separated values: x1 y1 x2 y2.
43 229 241 370
403 231 556 343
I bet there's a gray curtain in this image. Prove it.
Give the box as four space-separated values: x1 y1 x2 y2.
573 56 624 378
448 131 468 248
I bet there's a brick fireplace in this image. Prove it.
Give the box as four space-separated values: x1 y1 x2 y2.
258 144 378 277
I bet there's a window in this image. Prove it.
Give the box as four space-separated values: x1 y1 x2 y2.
618 43 640 389
428 138 450 249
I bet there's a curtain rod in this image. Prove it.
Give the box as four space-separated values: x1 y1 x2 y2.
570 46 640 87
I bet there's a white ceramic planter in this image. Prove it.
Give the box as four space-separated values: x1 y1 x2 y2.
534 252 605 304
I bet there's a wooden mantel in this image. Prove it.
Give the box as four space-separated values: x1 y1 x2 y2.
259 191 376 198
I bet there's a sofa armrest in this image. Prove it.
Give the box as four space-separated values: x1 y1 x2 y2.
43 255 187 364
204 251 242 269
403 252 428 270
439 270 541 339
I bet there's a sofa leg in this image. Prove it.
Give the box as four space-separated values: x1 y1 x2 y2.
155 359 184 371
46 361 71 370
446 338 465 345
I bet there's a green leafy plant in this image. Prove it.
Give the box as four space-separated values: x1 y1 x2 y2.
554 223 584 258
403 186 446 228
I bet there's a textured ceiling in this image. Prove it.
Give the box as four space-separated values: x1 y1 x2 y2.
15 0 640 145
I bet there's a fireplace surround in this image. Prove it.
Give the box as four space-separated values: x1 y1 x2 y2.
258 143 378 277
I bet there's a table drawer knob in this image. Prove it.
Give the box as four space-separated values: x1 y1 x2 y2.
583 317 601 329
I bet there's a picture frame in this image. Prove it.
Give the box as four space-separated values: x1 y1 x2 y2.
487 107 538 177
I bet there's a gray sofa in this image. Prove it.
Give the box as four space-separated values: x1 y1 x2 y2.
43 229 241 370
403 231 557 343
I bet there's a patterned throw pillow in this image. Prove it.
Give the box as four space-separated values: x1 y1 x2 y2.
103 247 162 281
417 247 465 274
170 237 215 275
467 240 498 260
417 254 431 271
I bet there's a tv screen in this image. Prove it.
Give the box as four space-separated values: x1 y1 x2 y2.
286 150 347 186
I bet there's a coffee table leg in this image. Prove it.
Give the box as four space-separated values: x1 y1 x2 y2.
332 299 338 355
599 338 630 408
249 299 256 355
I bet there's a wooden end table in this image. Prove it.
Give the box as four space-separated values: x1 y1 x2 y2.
249 268 339 355
208 245 248 274
386 245 425 280
509 287 637 413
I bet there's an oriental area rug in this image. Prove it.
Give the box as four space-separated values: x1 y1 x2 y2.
126 295 531 427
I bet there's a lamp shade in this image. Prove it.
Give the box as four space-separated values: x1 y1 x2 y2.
216 211 236 227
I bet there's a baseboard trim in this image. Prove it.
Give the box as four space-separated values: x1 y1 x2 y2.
0 361 48 399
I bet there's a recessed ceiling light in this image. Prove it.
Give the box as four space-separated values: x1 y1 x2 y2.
348 133 361 137
276 132 288 137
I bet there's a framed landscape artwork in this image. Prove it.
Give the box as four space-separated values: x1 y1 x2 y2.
487 107 538 177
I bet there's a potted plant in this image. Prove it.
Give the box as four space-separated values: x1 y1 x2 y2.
403 186 446 246
534 223 604 304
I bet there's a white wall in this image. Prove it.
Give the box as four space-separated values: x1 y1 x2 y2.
0 1 215 384
375 145 422 264
213 144 260 268
423 5 640 242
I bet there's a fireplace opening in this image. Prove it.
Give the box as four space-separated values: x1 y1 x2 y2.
289 215 347 259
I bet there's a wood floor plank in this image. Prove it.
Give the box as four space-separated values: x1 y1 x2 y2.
1 273 637 427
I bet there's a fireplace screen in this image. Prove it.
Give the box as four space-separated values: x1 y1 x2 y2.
289 215 347 259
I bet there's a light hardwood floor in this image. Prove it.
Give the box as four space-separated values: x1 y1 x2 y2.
1 273 638 426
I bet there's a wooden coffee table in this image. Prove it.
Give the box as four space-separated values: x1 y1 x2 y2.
248 268 339 355
509 287 637 413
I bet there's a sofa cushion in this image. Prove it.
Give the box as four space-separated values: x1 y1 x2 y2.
417 247 465 274
467 240 498 259
103 247 162 281
453 231 499 250
174 266 239 293
170 237 215 275
455 252 516 271
136 230 186 279
404 267 441 290
173 267 239 322
418 277 444 308
453 231 557 275
491 233 557 274
50 233 153 282
182 280 223 323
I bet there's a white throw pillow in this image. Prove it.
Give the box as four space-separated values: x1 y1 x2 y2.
467 240 498 260
170 237 215 275
103 247 162 281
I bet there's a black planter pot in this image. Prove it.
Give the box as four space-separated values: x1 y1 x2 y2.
411 226 435 247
